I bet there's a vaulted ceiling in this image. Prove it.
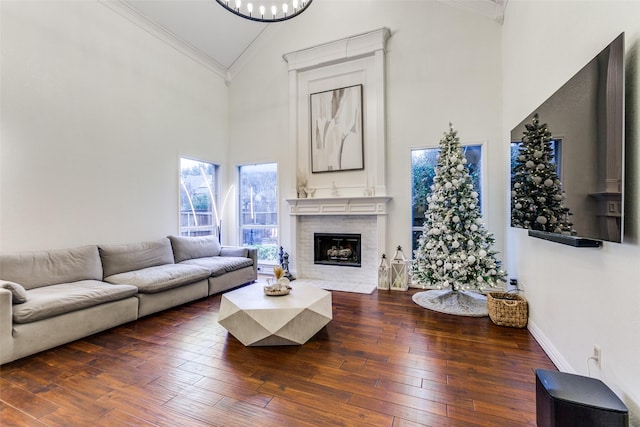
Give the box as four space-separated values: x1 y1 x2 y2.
115 0 506 77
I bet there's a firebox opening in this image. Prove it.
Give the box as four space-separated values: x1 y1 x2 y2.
314 233 361 267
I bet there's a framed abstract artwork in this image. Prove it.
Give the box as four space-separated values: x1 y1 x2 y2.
310 84 364 173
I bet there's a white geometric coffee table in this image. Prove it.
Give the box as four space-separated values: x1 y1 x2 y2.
218 282 332 346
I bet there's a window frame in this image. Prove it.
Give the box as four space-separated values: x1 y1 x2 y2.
237 162 279 267
179 157 220 238
410 143 485 255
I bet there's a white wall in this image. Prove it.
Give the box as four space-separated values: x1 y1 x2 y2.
0 1 229 251
503 1 640 423
227 0 504 260
1 0 637 421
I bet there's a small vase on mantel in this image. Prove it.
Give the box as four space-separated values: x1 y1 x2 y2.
297 185 307 198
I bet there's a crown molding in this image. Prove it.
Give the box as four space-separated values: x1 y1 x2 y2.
99 0 229 79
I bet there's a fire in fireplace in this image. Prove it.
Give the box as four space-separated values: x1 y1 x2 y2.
314 233 361 267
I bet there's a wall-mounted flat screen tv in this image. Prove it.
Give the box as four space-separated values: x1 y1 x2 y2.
510 33 625 245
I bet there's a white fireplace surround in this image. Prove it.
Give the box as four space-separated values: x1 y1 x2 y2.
282 29 391 284
286 196 390 283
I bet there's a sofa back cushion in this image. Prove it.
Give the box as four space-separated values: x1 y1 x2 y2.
99 238 174 278
0 245 103 290
168 235 221 263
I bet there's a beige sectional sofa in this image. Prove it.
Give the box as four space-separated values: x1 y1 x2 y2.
0 235 257 365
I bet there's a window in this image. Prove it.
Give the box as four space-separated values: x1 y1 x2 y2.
239 163 278 265
179 158 219 237
411 145 483 253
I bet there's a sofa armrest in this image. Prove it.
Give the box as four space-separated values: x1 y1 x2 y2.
246 248 258 280
220 246 258 281
0 288 14 364
219 246 248 258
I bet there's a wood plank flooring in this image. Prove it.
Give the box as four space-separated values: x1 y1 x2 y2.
0 286 556 426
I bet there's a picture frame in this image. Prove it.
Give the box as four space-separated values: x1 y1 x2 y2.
310 84 364 173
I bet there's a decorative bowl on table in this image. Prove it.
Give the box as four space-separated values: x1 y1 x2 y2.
264 277 291 296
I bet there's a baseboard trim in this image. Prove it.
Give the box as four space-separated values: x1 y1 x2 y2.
527 319 575 373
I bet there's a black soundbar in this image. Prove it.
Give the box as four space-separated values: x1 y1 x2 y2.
528 230 602 248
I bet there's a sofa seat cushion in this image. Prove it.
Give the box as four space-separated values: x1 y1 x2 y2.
104 264 210 294
180 257 253 277
12 280 138 324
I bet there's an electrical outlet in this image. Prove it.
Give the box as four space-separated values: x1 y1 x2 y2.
509 278 524 290
593 345 602 368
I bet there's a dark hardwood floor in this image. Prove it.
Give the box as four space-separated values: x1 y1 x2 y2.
0 286 555 426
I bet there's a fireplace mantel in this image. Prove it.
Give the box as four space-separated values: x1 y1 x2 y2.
285 196 391 216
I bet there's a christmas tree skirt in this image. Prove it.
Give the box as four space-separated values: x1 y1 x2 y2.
412 290 488 317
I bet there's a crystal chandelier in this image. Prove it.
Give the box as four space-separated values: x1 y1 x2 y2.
215 0 313 23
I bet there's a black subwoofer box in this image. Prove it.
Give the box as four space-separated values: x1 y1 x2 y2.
536 369 628 427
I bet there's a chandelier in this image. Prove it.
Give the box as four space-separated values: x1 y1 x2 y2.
215 0 313 23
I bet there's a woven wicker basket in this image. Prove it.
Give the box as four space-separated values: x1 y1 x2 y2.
487 292 528 328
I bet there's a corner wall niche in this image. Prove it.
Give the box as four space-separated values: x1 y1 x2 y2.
283 29 392 280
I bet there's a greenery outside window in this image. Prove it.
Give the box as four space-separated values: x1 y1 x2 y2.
239 163 278 265
179 158 219 237
411 145 483 253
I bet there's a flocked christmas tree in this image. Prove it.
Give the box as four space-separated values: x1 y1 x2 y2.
511 114 575 234
412 124 506 292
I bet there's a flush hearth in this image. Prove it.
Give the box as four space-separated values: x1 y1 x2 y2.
314 233 361 267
